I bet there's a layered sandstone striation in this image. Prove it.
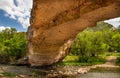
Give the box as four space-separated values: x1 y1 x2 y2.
27 0 120 66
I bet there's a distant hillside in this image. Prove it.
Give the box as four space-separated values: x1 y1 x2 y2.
86 21 114 31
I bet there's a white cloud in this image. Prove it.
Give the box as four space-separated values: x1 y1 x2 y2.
0 0 33 29
0 26 11 32
104 17 120 28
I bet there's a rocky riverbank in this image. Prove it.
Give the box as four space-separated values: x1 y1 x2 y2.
0 64 92 78
0 64 120 78
0 56 119 78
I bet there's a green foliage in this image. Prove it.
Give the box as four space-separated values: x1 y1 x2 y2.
63 55 79 62
70 30 107 59
99 52 120 59
70 21 120 63
116 57 120 66
2 72 18 77
56 55 106 66
87 57 106 63
0 28 27 63
78 56 106 63
111 34 120 52
102 29 120 52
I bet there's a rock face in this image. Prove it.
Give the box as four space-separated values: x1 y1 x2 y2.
27 0 120 66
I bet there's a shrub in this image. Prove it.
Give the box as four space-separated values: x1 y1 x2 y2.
0 28 27 63
116 57 120 65
78 56 106 63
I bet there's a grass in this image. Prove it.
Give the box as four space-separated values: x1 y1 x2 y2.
55 52 120 66
116 57 120 66
63 55 79 62
99 52 120 58
99 52 120 66
55 55 106 66
1 72 18 77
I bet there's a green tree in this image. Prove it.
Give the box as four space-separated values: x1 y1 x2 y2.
111 34 120 52
70 30 107 62
0 28 27 63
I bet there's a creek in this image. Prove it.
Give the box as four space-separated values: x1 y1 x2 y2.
0 64 120 78
76 67 120 78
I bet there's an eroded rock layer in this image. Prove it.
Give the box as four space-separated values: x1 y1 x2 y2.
27 0 120 66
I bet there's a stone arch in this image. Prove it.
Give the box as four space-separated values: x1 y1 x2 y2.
27 0 120 66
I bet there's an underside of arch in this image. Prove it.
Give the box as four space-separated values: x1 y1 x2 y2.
27 0 120 66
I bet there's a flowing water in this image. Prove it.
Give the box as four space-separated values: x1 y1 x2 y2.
75 56 120 78
76 67 120 78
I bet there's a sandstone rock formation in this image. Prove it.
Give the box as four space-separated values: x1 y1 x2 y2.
27 0 120 66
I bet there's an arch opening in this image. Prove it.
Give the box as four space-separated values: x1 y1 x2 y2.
27 0 120 66
62 20 120 65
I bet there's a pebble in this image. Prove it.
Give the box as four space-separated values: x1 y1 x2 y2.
77 68 90 74
19 75 29 78
0 67 4 73
58 71 63 74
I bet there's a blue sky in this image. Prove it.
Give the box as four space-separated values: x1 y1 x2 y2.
0 0 32 32
0 0 120 32
0 10 27 31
